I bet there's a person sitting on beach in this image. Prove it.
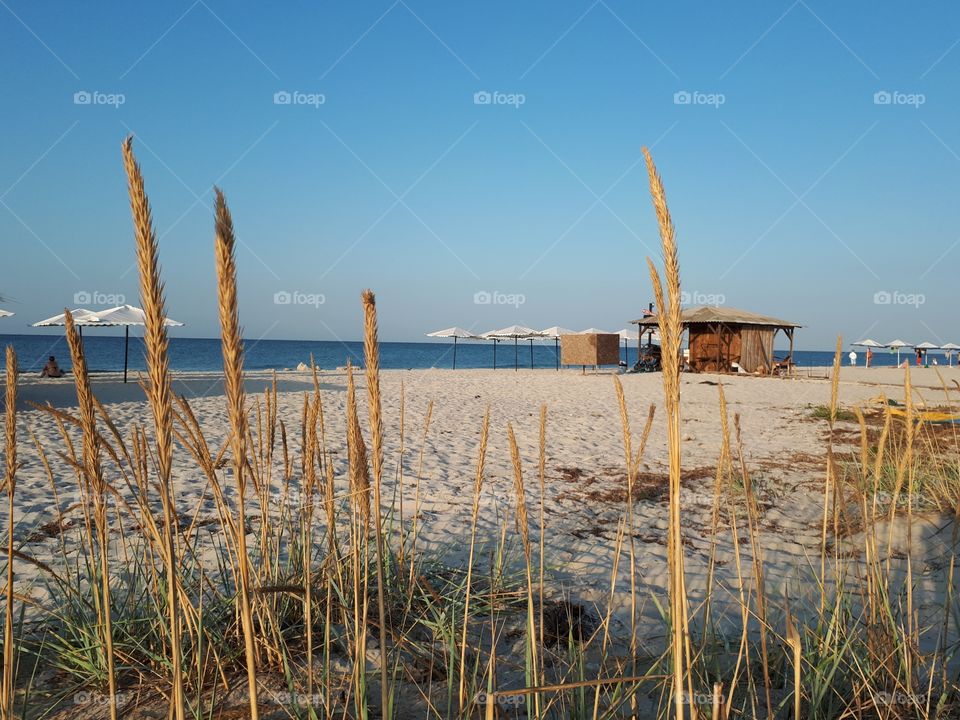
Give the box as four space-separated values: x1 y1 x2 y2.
40 356 64 378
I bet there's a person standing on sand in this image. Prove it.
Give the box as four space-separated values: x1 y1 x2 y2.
849 350 857 366
916 348 923 366
866 347 873 368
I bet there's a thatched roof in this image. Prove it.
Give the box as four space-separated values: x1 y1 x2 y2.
632 305 801 328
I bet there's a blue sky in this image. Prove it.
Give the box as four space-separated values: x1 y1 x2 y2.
1 1 958 348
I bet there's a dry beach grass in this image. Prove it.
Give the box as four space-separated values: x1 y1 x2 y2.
0 142 959 719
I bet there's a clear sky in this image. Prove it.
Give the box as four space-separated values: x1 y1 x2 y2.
1 1 958 348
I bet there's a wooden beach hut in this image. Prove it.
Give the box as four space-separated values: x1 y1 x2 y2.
632 306 800 374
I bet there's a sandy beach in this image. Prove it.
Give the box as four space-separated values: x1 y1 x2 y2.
8 365 958 644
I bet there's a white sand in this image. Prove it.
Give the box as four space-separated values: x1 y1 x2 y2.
4 365 959 638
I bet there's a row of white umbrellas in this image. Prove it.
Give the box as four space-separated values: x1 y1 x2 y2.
854 338 960 365
427 325 643 341
0 304 184 382
426 325 653 370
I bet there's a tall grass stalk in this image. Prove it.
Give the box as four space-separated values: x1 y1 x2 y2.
2 347 17 720
642 146 690 719
121 136 186 720
213 187 260 720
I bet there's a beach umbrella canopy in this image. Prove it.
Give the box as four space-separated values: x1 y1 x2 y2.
32 305 183 383
0 309 13 318
481 326 544 370
942 342 960 366
425 326 478 369
616 328 639 341
886 339 910 365
540 327 575 371
425 326 478 339
93 305 183 382
32 308 102 327
579 328 612 335
853 339 884 348
914 341 939 350
539 326 575 338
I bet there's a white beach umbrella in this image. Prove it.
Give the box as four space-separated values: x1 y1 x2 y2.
92 305 183 382
886 339 910 365
32 308 102 327
425 326 479 369
615 328 640 366
481 325 545 370
33 305 183 383
853 339 884 348
941 342 960 366
0 309 13 318
540 327 575 370
914 341 939 350
579 328 613 335
539 326 575 338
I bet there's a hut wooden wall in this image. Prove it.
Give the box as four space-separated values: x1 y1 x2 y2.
688 324 738 372
739 326 775 372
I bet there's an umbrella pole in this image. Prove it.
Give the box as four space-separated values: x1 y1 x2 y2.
493 340 497 370
555 338 559 371
514 337 518 371
123 326 129 383
529 338 533 369
453 336 457 370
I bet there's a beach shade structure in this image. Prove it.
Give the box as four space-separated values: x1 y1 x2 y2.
579 327 612 335
616 328 640 365
481 325 545 370
33 305 183 383
425 327 478 369
0 309 13 318
540 326 575 370
886 339 910 366
32 308 102 335
941 342 960 366
853 339 884 367
93 305 183 383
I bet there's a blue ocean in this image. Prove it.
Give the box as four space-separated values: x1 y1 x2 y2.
0 333 927 374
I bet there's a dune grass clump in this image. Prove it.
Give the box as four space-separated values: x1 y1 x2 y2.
0 143 958 720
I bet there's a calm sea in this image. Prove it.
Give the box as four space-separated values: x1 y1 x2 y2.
0 333 929 374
